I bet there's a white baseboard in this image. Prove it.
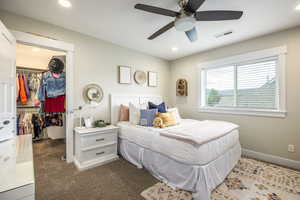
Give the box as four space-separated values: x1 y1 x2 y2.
242 149 300 170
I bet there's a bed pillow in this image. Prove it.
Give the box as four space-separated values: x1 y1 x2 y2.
140 109 158 127
148 102 167 113
158 112 177 127
119 104 129 121
129 103 147 125
167 107 181 124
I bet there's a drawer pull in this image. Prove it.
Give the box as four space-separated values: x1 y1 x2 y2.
96 138 105 142
96 152 105 156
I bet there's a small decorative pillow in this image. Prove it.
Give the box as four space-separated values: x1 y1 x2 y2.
119 104 129 121
167 107 181 124
129 103 147 125
153 117 165 128
140 109 158 127
158 112 177 127
148 102 167 113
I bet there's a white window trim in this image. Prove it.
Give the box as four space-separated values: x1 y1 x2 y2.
198 46 287 118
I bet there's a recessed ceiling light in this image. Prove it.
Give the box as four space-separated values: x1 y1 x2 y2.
172 47 178 52
58 0 72 8
32 47 40 52
296 4 300 10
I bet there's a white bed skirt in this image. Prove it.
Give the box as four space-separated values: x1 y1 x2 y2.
118 138 241 200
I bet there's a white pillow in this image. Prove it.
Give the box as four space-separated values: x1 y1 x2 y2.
167 107 182 124
129 103 147 125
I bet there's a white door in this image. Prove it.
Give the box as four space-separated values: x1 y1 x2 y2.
0 20 16 137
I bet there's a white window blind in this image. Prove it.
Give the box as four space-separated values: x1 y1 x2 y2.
236 58 277 109
202 57 279 110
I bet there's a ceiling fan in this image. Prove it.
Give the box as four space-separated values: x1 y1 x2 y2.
135 0 243 42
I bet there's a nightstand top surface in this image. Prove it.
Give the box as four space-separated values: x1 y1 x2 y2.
75 125 118 134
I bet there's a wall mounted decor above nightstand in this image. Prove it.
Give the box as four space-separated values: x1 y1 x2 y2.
134 70 147 85
148 71 157 87
118 66 132 84
82 83 104 104
176 79 188 96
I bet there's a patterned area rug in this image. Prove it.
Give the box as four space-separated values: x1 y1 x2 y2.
141 158 300 200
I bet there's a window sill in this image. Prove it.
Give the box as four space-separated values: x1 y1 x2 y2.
198 107 287 118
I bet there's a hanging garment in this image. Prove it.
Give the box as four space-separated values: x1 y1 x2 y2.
23 113 34 136
19 74 28 104
16 115 20 135
44 95 65 113
16 76 20 100
29 73 41 92
38 71 66 101
23 73 31 98
31 114 42 139
45 114 64 127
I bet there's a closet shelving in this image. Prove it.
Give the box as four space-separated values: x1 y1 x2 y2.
17 66 46 141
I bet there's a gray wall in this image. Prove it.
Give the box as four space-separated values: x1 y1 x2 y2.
0 10 170 122
170 27 300 161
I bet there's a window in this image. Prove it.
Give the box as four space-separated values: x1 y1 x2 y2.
200 47 287 118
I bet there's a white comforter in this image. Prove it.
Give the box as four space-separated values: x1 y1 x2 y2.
160 120 239 145
117 119 240 165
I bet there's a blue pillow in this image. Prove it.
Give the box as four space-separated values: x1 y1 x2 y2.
148 102 167 113
140 109 158 127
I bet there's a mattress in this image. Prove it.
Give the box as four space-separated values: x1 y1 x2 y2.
117 119 239 165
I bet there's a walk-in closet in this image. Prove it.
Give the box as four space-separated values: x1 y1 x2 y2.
16 43 67 159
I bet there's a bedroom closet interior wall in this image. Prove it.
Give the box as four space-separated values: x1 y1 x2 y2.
16 43 66 157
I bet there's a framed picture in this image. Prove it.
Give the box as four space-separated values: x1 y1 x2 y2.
118 66 132 84
148 71 157 87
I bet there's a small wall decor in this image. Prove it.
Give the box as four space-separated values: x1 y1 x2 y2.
82 83 104 104
119 66 132 84
134 71 147 85
148 71 157 87
176 79 188 96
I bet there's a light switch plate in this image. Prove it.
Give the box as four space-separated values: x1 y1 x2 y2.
288 144 295 153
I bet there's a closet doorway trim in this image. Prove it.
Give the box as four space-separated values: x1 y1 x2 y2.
12 30 75 163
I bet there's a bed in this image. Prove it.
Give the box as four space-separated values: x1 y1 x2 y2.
110 94 241 200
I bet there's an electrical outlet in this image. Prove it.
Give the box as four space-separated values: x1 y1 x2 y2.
288 144 295 153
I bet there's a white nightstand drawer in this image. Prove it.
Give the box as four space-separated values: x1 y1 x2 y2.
80 132 117 148
80 144 117 163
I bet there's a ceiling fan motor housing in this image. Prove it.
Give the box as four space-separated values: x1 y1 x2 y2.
179 0 189 9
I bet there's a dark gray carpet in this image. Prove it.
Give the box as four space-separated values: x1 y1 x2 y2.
33 139 157 200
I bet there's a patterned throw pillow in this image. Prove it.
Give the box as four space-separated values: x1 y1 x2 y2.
129 103 147 125
119 104 129 121
148 102 167 113
158 112 177 127
140 109 158 127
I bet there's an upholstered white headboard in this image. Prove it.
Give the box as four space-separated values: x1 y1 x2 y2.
110 94 163 125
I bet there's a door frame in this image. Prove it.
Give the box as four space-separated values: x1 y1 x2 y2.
12 30 75 163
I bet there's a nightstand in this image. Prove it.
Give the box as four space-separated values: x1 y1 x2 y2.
74 125 119 171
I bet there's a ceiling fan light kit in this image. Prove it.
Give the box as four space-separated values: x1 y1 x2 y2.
174 15 196 32
135 0 243 42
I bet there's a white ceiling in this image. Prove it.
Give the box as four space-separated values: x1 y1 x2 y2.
1 0 300 60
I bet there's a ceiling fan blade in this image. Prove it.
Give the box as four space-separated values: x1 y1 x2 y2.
185 27 198 42
148 21 175 40
195 11 243 21
184 0 206 13
135 4 179 17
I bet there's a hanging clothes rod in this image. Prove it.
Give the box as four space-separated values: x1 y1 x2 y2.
17 66 47 72
17 105 40 109
17 110 40 113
